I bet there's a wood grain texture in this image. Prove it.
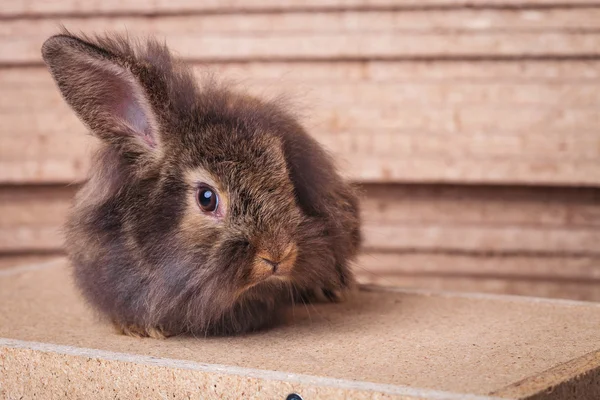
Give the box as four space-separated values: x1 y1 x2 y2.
0 255 62 270
355 272 600 301
2 184 598 255
4 1 600 17
357 252 600 281
0 186 74 252
2 9 600 64
3 2 600 303
2 62 600 185
2 184 598 301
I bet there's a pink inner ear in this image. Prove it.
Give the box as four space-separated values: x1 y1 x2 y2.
82 59 158 148
117 97 156 147
43 36 160 152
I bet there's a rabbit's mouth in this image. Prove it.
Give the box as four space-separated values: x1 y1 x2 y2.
232 243 298 298
233 271 293 301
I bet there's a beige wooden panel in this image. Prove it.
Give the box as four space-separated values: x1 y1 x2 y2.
363 224 600 254
3 62 600 185
2 10 600 64
0 186 73 252
211 60 600 81
357 252 600 281
2 184 599 255
361 185 600 228
356 251 600 301
356 268 600 301
4 0 600 16
3 131 599 184
349 156 600 185
5 67 600 107
2 8 599 33
0 254 62 270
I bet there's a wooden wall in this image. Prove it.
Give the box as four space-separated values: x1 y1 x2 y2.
1 1 599 300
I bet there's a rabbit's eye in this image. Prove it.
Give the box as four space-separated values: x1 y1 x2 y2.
196 185 219 213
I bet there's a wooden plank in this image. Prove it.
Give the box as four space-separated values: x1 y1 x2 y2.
202 60 600 81
2 262 600 399
5 61 600 88
2 128 600 182
5 68 600 108
4 32 598 64
356 252 600 302
356 252 600 281
2 184 599 301
360 185 600 228
2 184 599 255
3 10 600 64
2 8 599 33
4 151 600 187
0 138 592 187
2 63 600 185
0 186 74 252
5 112 600 156
345 156 600 185
355 269 600 301
0 255 62 270
4 0 600 17
363 224 600 254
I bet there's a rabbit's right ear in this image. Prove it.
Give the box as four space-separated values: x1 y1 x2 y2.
42 34 161 158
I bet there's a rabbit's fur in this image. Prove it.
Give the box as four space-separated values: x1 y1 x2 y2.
42 31 361 337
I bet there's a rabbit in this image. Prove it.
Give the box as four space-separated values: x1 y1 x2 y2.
41 31 361 338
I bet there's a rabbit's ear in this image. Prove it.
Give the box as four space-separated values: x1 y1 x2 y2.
42 34 160 153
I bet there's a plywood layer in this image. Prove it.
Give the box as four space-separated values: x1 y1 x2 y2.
2 10 600 64
2 62 599 185
3 184 598 255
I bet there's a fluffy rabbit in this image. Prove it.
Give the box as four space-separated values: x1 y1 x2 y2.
42 31 361 338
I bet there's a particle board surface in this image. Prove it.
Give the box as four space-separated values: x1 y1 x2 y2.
1 259 599 399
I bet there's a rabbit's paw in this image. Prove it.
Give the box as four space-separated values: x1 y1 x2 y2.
114 323 172 339
320 288 348 303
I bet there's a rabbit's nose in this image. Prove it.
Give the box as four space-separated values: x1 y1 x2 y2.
254 243 298 279
260 256 279 273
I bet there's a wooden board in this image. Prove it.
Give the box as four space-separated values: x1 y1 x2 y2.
4 0 600 17
0 185 74 252
2 261 600 399
2 62 600 185
356 268 600 302
2 9 600 64
357 252 600 281
2 184 598 255
0 255 62 270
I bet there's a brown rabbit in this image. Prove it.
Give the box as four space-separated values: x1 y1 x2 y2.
41 31 361 338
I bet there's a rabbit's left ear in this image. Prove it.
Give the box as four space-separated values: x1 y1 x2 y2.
42 34 160 155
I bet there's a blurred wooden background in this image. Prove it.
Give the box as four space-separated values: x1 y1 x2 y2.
1 0 599 300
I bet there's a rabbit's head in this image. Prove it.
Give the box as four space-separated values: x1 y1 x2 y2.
42 32 361 336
